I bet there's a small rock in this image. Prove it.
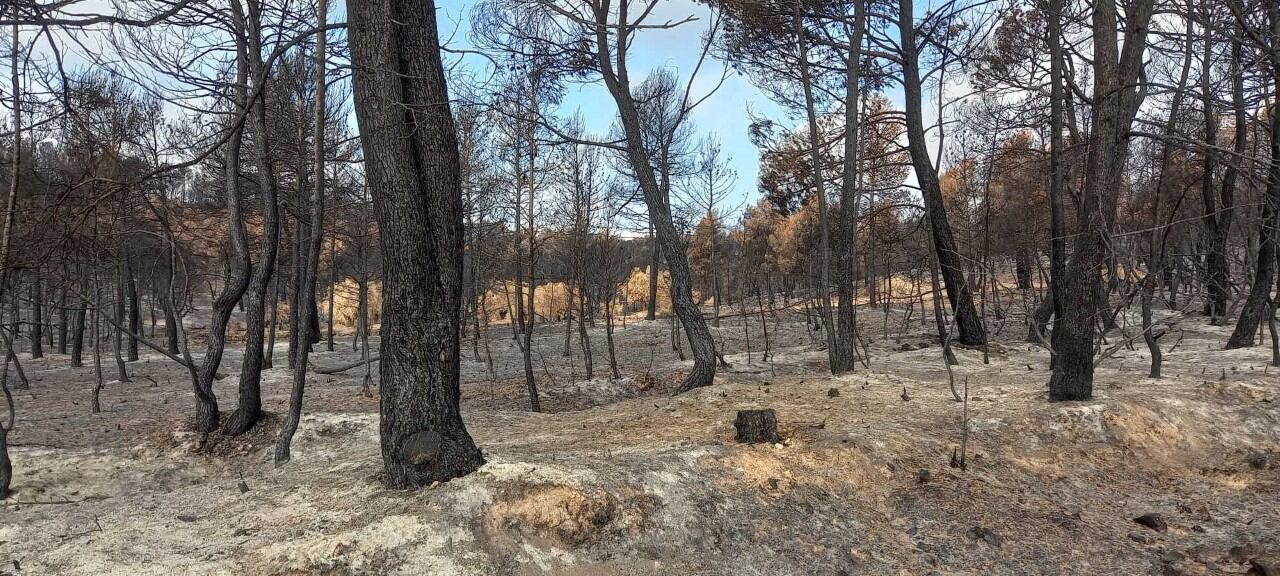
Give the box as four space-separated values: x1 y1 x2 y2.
177 514 197 523
1134 513 1168 532
967 526 1002 547
1229 543 1262 563
1250 555 1280 576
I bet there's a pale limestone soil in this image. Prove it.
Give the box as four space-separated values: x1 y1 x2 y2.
0 309 1276 575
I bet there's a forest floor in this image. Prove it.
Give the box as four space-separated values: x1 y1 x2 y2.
1 298 1278 575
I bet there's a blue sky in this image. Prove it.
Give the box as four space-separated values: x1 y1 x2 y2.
433 0 788 215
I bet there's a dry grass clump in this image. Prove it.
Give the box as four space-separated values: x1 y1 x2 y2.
485 483 659 547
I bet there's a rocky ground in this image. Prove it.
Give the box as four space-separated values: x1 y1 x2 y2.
1 300 1277 575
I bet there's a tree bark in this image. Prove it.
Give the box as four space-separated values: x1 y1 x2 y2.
275 0 327 460
347 0 484 486
124 250 139 361
326 235 336 352
29 269 41 359
795 0 839 372
1048 0 1154 399
897 0 985 346
225 0 283 436
591 6 717 393
1199 4 1230 322
193 3 254 432
1227 74 1279 348
833 1 865 374
57 288 67 354
70 305 85 367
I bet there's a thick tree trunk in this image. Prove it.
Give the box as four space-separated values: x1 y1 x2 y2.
347 0 484 486
1227 87 1279 348
193 7 255 432
57 288 67 354
592 13 716 393
29 270 41 359
833 1 865 374
1048 0 1154 399
1015 252 1032 291
734 409 780 444
112 258 128 382
162 291 179 354
70 306 85 367
265 275 279 368
897 0 985 346
1213 29 1246 322
91 265 103 414
288 215 302 368
1201 9 1231 322
605 289 620 379
577 284 593 380
0 427 10 499
226 7 283 437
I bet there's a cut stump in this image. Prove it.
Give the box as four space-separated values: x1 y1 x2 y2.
734 409 780 444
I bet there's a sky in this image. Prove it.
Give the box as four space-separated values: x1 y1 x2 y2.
433 0 788 216
429 0 956 218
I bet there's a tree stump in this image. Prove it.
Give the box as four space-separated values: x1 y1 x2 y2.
734 409 780 444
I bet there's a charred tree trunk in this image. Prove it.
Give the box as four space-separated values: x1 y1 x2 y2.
795 2 839 372
1049 0 1154 399
226 3 283 437
70 305 85 367
347 0 484 486
288 215 302 368
29 269 41 359
898 0 985 346
592 10 716 393
1227 99 1279 348
57 288 67 354
162 290 179 355
1200 9 1231 322
326 235 336 352
1227 18 1279 348
124 251 139 361
833 3 865 375
577 284 593 380
112 256 128 383
734 409 780 444
605 287 620 380
275 0 327 461
264 275 279 368
193 7 255 433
